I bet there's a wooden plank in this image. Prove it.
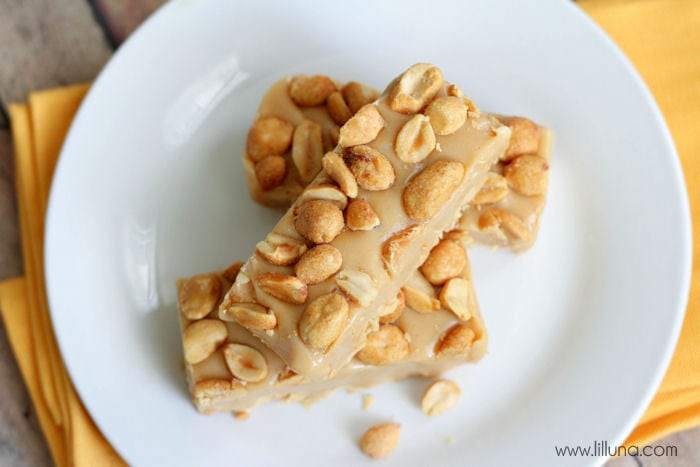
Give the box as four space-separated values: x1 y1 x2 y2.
0 131 22 281
0 0 112 106
90 0 164 46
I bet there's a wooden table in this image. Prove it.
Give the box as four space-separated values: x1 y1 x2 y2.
0 1 697 466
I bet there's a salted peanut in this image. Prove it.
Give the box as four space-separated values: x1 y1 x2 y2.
359 423 401 459
345 199 380 230
294 199 345 244
255 272 308 305
381 224 423 274
183 319 228 364
435 324 476 356
378 290 405 324
246 117 294 162
424 96 467 136
179 274 222 320
337 104 385 147
254 155 287 191
295 244 343 285
223 343 268 383
336 270 378 307
356 325 410 365
447 84 464 98
343 145 395 191
233 411 250 420
394 114 436 163
193 379 246 406
288 75 336 107
220 302 277 331
277 367 304 384
388 63 444 114
322 151 358 198
470 172 509 205
421 380 461 416
222 262 243 283
420 239 467 286
342 81 379 113
326 91 353 125
297 184 348 210
223 272 256 304
402 285 440 313
298 293 349 350
402 160 465 221
256 233 308 266
503 154 549 196
500 116 540 161
439 278 472 321
291 120 324 183
328 125 340 148
477 208 528 240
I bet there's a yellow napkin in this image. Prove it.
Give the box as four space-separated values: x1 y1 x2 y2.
579 0 700 446
0 1 698 463
0 84 126 466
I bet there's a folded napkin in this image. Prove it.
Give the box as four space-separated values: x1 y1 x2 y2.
0 84 125 466
0 1 697 464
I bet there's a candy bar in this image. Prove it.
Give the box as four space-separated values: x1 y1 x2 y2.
220 64 510 378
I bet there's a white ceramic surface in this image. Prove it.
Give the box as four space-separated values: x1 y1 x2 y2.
44 0 692 465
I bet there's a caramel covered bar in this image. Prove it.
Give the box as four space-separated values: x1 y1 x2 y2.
243 81 552 253
220 64 510 379
244 76 378 208
179 241 485 413
460 119 553 253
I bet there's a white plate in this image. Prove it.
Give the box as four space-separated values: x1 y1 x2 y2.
45 0 691 465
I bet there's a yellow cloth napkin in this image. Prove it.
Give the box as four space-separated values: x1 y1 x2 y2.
0 84 125 466
0 1 698 464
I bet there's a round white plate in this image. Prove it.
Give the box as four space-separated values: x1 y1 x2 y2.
45 0 691 465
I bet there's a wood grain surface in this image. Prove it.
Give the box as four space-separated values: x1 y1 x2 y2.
0 1 696 466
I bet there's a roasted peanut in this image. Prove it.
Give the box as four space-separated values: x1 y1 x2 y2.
394 114 436 163
295 244 343 285
255 233 307 266
294 199 345 244
503 154 549 196
298 293 349 350
291 120 324 183
424 96 467 135
336 269 378 306
322 151 358 198
381 224 423 274
326 91 353 125
297 184 348 210
255 272 308 305
420 239 467 286
421 380 461 416
402 285 441 313
246 116 294 161
402 160 465 221
500 116 540 161
388 63 444 114
289 75 336 107
255 155 287 191
359 423 401 459
220 302 277 331
470 172 509 205
477 208 528 240
338 104 385 147
345 199 380 230
378 290 405 324
183 319 228 364
343 145 395 191
178 274 222 320
356 324 410 365
439 278 472 321
435 323 476 356
223 343 268 382
342 81 379 113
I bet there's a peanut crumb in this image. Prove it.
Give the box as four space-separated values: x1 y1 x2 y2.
362 394 374 410
233 411 250 420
